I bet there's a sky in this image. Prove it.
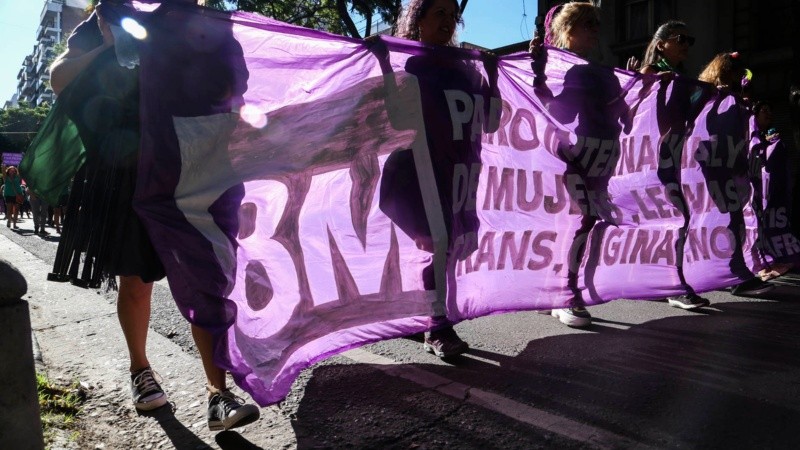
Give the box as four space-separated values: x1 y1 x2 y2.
0 1 45 105
460 0 535 49
0 0 535 106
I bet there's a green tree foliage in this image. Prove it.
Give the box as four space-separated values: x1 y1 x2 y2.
206 0 403 39
0 102 52 154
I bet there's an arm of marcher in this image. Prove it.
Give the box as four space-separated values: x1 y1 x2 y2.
50 14 114 94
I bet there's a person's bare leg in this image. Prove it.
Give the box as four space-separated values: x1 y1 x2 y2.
9 203 17 227
191 324 227 390
117 275 153 372
54 208 62 233
192 323 260 431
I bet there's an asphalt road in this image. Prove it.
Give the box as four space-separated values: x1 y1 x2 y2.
5 219 800 449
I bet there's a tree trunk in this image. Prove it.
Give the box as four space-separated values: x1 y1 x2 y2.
336 0 362 38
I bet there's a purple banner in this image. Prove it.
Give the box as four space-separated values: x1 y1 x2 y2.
128 2 782 405
3 152 23 166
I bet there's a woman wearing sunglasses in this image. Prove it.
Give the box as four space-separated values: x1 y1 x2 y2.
637 21 694 76
632 21 714 311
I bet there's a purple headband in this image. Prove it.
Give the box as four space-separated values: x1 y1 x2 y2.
543 4 565 46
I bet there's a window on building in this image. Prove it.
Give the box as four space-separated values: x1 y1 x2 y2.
624 0 652 41
614 0 675 67
621 0 675 42
755 0 793 50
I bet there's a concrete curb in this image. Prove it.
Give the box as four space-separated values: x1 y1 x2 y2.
0 256 44 450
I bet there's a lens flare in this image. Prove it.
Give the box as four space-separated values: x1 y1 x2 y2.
240 104 268 129
121 17 147 40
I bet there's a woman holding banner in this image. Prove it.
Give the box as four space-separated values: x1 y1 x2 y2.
696 52 775 297
629 20 693 77
638 22 714 310
381 0 499 357
48 0 259 430
529 1 621 327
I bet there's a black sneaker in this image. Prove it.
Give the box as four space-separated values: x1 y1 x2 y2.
731 277 775 297
423 326 469 358
667 293 710 310
207 390 260 431
130 367 168 411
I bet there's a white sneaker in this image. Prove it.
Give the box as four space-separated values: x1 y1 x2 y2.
667 294 710 310
552 307 592 327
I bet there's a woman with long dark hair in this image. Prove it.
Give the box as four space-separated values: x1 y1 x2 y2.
639 21 711 310
637 20 693 76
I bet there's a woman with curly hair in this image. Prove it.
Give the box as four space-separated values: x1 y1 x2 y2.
395 0 461 47
383 0 499 357
698 52 748 94
392 0 467 358
696 52 775 296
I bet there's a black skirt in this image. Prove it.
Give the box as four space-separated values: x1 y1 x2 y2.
50 48 165 288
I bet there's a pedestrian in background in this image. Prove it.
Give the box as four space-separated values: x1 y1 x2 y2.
52 184 69 234
29 189 49 236
3 166 23 229
20 183 32 219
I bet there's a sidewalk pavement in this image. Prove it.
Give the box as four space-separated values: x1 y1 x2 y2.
1 233 296 449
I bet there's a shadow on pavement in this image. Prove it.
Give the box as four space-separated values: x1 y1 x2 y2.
138 404 265 450
763 272 800 291
215 430 264 449
292 300 800 449
139 405 207 448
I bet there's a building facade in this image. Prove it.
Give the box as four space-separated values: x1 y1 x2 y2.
7 0 88 108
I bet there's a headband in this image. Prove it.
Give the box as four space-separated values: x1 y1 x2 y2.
543 4 565 46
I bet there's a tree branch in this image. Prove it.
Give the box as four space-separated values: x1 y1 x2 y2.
336 0 362 38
